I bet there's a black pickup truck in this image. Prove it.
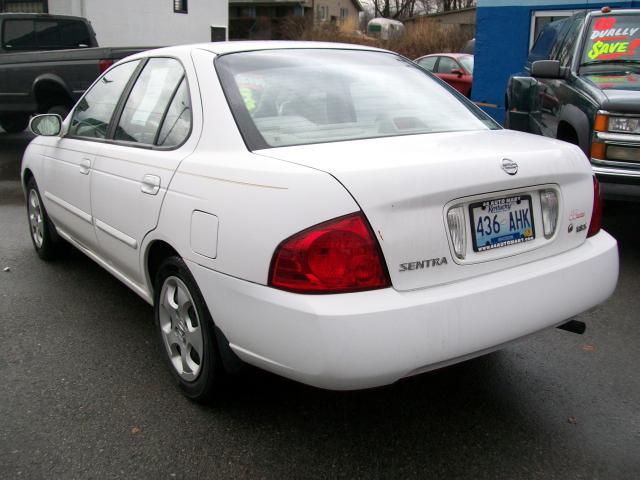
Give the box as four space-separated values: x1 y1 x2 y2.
505 8 640 200
0 13 147 133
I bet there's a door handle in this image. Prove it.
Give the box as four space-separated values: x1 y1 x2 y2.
141 174 161 195
79 158 91 175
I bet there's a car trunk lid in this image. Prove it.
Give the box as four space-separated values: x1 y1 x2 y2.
256 129 596 291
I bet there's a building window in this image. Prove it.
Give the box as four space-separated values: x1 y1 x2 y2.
317 5 328 22
0 1 47 13
240 6 256 18
340 8 348 20
529 10 579 50
174 0 187 14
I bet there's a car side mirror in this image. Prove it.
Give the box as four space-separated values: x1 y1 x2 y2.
451 68 464 77
531 60 569 79
29 114 62 137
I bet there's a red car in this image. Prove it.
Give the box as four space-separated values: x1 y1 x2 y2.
414 53 474 97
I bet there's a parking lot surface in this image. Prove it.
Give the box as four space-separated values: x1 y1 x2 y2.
1 131 639 479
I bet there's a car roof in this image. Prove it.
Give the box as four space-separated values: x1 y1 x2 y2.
0 12 87 21
125 41 390 61
420 53 472 59
587 8 640 17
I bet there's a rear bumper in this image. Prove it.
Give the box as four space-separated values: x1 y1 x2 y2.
187 231 618 390
592 164 640 200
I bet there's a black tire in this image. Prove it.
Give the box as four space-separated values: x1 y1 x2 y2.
25 177 63 261
47 105 70 120
154 256 225 402
0 114 29 134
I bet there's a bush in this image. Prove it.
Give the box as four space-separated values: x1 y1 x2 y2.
278 17 473 60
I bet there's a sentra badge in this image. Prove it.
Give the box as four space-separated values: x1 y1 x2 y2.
399 257 448 272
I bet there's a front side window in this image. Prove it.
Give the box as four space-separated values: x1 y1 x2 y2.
436 57 459 74
581 14 640 65
69 60 140 139
115 58 185 145
557 16 584 67
2 19 36 50
216 49 498 150
417 56 437 71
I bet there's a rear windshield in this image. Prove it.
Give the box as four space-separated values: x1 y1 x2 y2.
215 49 497 150
581 14 640 64
459 55 474 73
2 19 91 51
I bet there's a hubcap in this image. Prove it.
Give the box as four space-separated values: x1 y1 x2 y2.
27 189 44 248
158 276 204 382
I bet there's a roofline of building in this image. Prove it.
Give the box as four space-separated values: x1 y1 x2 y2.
228 0 364 12
406 6 476 22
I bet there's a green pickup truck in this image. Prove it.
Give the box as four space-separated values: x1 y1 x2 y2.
506 8 640 200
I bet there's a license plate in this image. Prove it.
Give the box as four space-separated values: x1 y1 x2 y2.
470 195 535 252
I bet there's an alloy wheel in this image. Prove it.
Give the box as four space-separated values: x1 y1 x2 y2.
158 276 204 382
28 189 44 248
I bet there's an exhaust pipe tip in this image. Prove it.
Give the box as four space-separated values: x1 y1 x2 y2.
557 319 586 335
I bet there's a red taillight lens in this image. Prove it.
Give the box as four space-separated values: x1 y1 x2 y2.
587 176 602 238
269 212 391 294
99 59 114 74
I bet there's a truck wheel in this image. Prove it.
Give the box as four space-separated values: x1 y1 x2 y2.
0 114 29 134
47 105 70 120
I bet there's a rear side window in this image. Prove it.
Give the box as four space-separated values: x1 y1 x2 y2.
156 79 192 147
417 56 437 71
58 20 91 47
2 19 91 50
69 60 140 139
115 58 186 145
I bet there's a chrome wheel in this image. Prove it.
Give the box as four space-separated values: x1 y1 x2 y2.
158 276 204 382
28 189 44 248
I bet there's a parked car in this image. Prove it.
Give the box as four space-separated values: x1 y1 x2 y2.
415 53 474 97
506 8 640 200
0 13 148 133
22 42 617 401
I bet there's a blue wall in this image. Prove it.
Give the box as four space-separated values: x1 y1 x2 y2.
473 0 640 123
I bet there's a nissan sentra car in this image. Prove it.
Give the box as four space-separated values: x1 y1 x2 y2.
21 42 619 402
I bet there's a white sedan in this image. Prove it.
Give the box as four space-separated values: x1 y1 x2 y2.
21 42 618 401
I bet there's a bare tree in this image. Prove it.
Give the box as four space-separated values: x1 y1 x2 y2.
372 0 419 20
371 0 475 19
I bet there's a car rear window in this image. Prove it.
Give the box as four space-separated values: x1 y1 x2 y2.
215 49 498 150
2 18 91 50
459 55 474 73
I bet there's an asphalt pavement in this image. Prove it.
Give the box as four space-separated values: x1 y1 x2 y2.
1 130 639 479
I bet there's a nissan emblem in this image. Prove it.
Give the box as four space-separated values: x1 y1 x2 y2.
501 158 518 175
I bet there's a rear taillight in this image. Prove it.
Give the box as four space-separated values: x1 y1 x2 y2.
446 205 466 259
587 176 602 238
539 189 559 239
99 59 114 74
269 212 391 294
